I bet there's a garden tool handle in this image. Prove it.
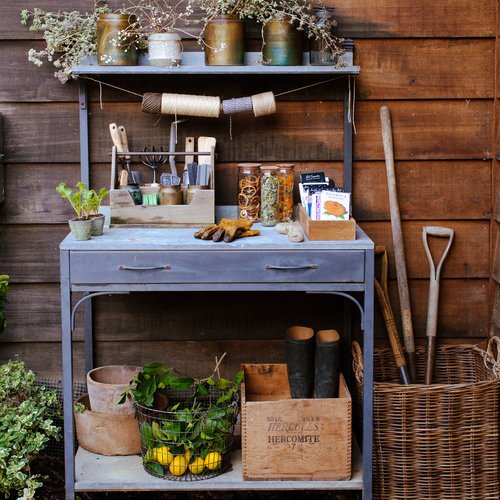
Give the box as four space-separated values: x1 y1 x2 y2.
109 123 124 153
375 246 411 385
118 125 131 160
422 226 455 384
380 105 417 383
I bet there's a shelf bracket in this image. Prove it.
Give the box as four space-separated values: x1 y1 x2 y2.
71 291 129 333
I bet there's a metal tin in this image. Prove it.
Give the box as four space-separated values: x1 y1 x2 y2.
158 185 182 205
205 15 245 66
310 7 337 66
97 14 138 66
263 19 302 66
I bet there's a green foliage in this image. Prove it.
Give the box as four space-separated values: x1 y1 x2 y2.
56 182 108 220
0 360 60 499
0 275 9 334
20 1 112 83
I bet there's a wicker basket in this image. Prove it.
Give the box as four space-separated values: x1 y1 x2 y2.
352 341 500 500
135 388 238 481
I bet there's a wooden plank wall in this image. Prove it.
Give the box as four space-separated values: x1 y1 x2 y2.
0 0 497 380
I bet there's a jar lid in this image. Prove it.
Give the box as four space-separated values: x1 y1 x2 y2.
260 166 279 172
238 163 262 169
276 163 295 169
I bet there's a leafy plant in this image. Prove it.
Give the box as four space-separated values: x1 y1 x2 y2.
0 360 60 499
87 187 109 216
0 275 8 334
20 1 112 83
120 354 242 476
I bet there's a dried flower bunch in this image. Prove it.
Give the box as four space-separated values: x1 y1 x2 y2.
123 0 196 37
20 1 112 83
245 0 343 60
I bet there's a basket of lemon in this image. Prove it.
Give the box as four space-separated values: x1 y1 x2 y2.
120 356 241 481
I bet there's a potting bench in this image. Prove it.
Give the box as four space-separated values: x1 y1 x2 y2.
60 48 374 499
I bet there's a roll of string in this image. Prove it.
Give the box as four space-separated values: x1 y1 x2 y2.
252 91 276 117
142 92 221 118
222 96 253 115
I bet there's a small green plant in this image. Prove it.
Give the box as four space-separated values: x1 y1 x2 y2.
87 187 109 216
0 360 60 499
0 275 8 334
56 182 92 220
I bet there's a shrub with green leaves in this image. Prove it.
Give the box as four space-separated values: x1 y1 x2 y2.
0 360 60 499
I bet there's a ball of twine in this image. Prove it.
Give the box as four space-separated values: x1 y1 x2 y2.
252 91 277 117
222 96 253 115
141 92 221 118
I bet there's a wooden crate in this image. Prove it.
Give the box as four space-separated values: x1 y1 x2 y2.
241 363 352 481
109 147 215 227
297 203 356 240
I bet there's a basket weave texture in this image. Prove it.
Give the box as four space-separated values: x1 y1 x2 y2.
352 341 500 500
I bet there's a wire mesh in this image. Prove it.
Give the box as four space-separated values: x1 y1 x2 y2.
35 377 87 458
135 388 239 481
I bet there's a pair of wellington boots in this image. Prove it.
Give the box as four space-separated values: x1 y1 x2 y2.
285 326 341 399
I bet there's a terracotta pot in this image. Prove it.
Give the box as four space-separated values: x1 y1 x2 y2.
148 32 182 67
262 19 302 66
90 214 105 236
68 218 93 241
74 394 141 456
204 15 245 66
87 365 140 415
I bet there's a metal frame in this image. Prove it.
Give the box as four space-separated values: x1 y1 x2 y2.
63 53 372 500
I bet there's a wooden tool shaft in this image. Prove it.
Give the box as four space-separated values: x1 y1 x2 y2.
380 105 417 383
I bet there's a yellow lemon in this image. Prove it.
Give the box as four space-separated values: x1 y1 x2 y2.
189 457 205 475
169 455 188 476
204 451 222 471
153 446 173 465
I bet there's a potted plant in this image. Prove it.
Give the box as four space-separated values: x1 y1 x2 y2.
238 0 343 66
86 187 110 236
56 182 102 240
197 0 248 65
0 359 60 499
20 1 113 83
119 354 243 479
122 0 197 67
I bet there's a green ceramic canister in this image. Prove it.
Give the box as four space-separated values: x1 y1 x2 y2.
204 15 245 66
97 13 138 66
262 19 302 66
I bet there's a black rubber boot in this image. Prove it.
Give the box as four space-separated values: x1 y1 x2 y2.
314 329 341 398
285 326 315 399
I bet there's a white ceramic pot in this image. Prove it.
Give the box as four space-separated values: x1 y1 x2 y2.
148 32 182 67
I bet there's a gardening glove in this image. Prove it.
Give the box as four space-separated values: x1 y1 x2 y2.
194 219 260 242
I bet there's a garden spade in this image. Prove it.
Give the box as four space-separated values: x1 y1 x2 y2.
422 226 454 384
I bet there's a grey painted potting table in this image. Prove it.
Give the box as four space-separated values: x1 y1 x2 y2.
60 223 374 499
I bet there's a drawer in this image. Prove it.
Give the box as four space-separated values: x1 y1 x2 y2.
69 251 365 284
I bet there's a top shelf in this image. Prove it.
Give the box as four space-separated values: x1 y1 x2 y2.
72 51 360 76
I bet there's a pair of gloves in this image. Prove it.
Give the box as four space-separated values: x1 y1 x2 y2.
194 218 260 243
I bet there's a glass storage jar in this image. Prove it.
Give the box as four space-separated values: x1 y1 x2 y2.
237 163 261 221
277 164 295 222
310 7 337 65
260 166 279 227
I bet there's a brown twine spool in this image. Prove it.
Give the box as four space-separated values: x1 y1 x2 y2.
141 92 221 118
252 91 277 117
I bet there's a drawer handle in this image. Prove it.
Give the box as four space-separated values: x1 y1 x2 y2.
265 264 318 270
119 265 171 271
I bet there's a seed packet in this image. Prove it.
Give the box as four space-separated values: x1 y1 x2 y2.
318 191 351 220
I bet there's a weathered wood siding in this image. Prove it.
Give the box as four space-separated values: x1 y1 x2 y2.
0 0 497 379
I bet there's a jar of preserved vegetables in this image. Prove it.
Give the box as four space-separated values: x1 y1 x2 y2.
277 164 295 222
260 166 279 227
237 163 261 221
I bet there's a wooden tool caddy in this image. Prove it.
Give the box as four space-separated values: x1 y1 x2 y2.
109 146 215 227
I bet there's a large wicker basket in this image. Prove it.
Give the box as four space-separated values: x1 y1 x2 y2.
352 341 500 500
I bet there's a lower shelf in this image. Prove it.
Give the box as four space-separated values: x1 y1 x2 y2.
75 445 363 492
